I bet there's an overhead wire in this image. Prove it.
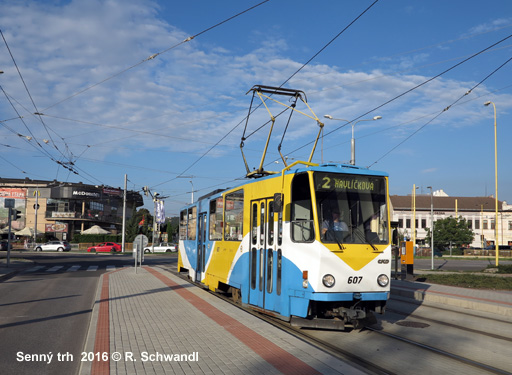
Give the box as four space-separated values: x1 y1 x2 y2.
41 0 271 112
367 54 512 168
276 32 512 162
0 29 72 165
152 0 381 190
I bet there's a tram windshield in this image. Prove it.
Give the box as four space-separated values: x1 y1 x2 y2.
314 172 389 245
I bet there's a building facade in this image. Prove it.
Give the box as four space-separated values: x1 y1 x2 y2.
0 178 143 241
390 190 512 249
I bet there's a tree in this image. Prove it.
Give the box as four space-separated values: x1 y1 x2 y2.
126 207 153 242
165 216 179 243
425 216 474 250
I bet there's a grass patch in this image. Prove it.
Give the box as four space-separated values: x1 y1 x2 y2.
493 264 512 274
415 273 512 290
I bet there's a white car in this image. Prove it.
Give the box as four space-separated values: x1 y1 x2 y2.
34 241 71 252
144 242 177 253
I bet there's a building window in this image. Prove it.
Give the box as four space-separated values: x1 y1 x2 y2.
421 219 427 228
475 219 480 230
467 220 472 229
398 218 403 228
483 220 488 230
406 219 411 229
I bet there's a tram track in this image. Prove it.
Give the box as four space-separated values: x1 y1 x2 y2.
366 326 511 375
164 265 511 375
386 306 512 343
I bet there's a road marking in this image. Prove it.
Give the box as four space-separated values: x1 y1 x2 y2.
87 266 98 271
46 266 63 272
106 265 116 272
67 265 81 272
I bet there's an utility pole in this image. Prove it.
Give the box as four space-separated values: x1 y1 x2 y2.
122 174 127 252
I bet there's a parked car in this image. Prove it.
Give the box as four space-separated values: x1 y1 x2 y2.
144 242 176 253
34 241 71 252
1 240 12 251
87 242 122 253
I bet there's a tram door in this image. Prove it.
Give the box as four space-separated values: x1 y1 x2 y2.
195 213 207 282
249 198 278 312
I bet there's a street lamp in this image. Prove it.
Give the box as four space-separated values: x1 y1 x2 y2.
412 184 419 251
427 186 434 270
324 114 382 165
484 101 499 266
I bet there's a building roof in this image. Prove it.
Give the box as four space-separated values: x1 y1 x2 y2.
390 195 504 212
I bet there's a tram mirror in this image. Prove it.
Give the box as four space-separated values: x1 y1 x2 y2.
273 193 283 212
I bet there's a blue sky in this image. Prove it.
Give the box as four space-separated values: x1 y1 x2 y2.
1 0 511 215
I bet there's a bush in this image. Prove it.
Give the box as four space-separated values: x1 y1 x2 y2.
496 264 512 274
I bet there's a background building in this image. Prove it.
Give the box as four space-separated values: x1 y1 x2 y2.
390 189 512 249
0 178 143 242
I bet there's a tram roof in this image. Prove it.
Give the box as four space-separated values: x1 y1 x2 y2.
181 163 388 209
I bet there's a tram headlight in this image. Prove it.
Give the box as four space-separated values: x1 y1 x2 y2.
377 274 389 287
322 274 335 288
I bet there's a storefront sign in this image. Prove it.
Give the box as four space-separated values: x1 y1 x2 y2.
45 223 68 233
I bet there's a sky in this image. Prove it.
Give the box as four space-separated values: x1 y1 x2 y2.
1 0 511 216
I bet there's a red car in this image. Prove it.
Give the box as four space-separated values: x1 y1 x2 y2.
87 242 121 253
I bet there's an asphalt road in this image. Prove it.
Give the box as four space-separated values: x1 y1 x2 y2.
0 252 146 375
413 257 512 271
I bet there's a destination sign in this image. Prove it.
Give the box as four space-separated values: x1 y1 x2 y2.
314 173 384 194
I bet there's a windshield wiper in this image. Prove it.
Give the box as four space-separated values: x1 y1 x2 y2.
352 227 378 251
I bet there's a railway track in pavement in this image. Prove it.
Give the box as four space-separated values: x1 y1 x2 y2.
161 264 512 375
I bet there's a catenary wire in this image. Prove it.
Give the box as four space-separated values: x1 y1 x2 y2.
151 0 381 190
40 0 271 112
367 54 512 168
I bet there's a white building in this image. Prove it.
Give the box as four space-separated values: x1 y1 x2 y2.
390 190 512 249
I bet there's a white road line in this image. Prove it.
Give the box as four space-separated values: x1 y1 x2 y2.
106 265 116 271
86 266 98 271
67 265 81 272
46 266 63 272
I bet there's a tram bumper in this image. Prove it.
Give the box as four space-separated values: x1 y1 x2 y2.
290 316 346 330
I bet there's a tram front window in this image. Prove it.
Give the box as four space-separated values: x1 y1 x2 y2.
314 172 388 245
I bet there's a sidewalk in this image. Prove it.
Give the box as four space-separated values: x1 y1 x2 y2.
80 266 367 375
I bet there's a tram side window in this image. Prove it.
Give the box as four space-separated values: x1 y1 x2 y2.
291 173 315 242
209 198 223 241
224 190 244 241
179 210 187 240
188 207 196 240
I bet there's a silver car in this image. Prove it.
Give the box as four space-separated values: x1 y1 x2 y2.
34 241 71 252
143 242 176 253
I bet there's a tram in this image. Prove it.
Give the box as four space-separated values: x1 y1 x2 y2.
178 86 391 329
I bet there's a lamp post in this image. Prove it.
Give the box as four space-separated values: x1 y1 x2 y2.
427 186 434 270
324 114 382 165
484 101 499 267
412 184 419 252
189 180 194 204
152 192 159 253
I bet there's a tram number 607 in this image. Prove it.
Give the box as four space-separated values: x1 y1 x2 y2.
347 276 363 284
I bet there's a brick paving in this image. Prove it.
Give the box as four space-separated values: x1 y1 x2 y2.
81 266 364 375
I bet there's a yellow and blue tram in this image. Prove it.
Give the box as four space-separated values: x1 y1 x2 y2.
178 161 391 329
